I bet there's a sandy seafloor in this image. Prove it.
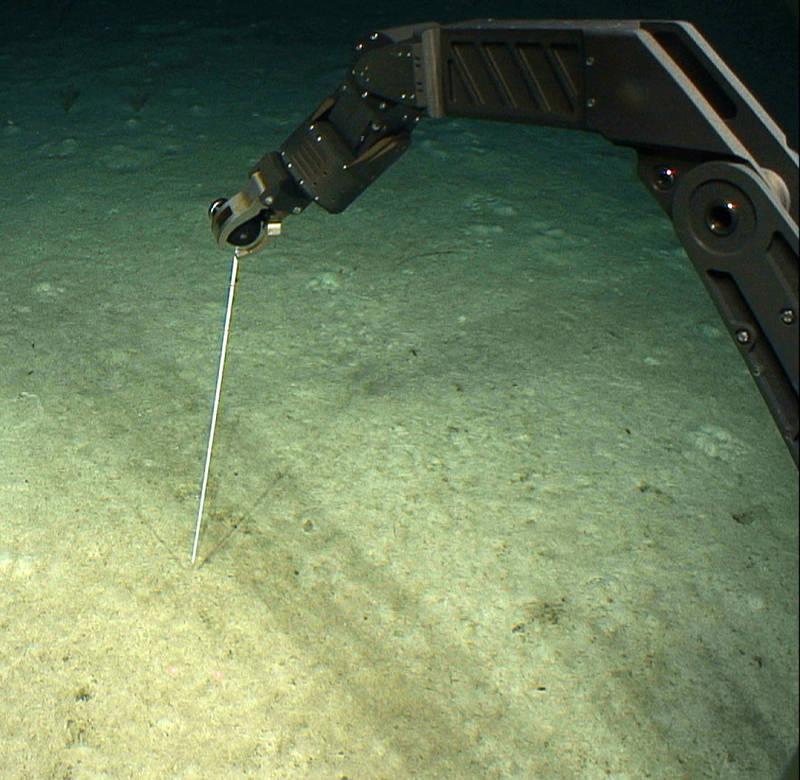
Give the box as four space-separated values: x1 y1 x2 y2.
0 3 797 779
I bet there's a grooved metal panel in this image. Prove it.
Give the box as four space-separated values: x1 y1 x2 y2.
440 30 584 125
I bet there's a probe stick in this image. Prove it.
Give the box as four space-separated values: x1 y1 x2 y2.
191 251 239 563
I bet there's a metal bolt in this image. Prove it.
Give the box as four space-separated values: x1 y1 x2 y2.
706 200 739 236
735 329 751 344
586 97 596 108
586 56 595 66
780 308 796 324
655 167 676 190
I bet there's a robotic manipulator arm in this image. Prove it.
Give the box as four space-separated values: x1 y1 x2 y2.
209 19 799 467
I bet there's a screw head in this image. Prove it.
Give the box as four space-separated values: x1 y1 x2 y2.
735 329 751 344
780 308 796 324
655 167 676 190
706 200 739 236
